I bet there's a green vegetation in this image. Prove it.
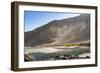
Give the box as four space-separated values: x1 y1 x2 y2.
64 42 90 47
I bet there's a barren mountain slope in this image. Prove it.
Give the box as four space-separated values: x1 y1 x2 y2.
25 14 90 47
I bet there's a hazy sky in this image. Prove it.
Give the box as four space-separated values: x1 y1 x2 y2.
24 11 80 32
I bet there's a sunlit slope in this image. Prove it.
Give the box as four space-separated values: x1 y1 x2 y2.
25 14 90 47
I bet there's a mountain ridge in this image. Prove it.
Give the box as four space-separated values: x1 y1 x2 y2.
24 14 90 47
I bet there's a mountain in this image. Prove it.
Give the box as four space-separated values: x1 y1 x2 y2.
24 14 90 47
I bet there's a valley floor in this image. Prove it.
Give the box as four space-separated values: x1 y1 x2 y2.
24 46 90 61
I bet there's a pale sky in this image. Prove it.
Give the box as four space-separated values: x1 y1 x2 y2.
24 11 80 32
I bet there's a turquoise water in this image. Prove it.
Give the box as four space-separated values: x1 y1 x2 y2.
25 48 90 61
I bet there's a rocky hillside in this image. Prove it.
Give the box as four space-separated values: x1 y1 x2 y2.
24 14 90 47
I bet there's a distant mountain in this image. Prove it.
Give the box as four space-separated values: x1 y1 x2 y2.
24 14 90 47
